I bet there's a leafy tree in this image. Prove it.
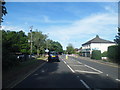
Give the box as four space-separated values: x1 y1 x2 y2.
114 27 120 61
66 43 75 54
49 41 63 53
2 30 29 54
28 31 47 56
114 27 120 44
0 0 7 23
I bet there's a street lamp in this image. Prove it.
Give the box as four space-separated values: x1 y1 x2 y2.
30 26 33 58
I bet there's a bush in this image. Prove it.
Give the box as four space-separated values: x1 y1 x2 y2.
108 45 119 63
101 51 108 57
3 54 20 70
91 50 101 60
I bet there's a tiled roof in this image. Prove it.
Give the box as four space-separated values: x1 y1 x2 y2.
82 35 115 46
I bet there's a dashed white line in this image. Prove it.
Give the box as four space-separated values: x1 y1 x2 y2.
77 61 82 64
75 70 100 74
67 64 75 73
71 65 84 66
80 79 90 89
63 61 67 64
106 74 109 76
62 59 75 73
84 64 103 73
116 79 120 82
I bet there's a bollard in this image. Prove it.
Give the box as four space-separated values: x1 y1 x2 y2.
66 55 68 59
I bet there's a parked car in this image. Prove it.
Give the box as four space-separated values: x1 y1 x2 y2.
48 51 60 62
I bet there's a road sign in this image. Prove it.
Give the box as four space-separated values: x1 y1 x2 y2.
45 49 49 52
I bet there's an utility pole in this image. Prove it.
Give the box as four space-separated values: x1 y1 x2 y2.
30 26 33 59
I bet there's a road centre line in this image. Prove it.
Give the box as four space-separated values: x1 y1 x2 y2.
67 64 75 73
77 61 82 64
62 59 75 73
63 60 67 64
71 65 84 66
80 79 90 89
75 70 100 74
84 64 103 73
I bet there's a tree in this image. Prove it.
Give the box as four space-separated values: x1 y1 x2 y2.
28 31 47 56
2 30 29 54
114 27 120 44
49 41 63 53
66 43 75 54
114 27 120 61
0 0 7 23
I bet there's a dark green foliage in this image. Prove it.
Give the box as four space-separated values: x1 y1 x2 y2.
114 27 120 61
2 29 64 70
2 30 30 70
49 41 63 53
0 1 7 22
46 39 63 54
2 30 29 54
114 27 120 44
66 43 75 54
91 50 101 60
101 51 108 57
108 45 119 63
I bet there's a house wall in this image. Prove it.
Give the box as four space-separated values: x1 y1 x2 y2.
82 44 90 49
82 43 116 57
90 43 116 53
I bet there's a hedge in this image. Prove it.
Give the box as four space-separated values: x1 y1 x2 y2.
101 51 108 57
91 50 101 60
108 45 119 63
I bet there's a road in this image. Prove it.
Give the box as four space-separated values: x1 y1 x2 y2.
13 55 120 89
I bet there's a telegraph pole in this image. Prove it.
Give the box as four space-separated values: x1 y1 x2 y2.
30 26 33 59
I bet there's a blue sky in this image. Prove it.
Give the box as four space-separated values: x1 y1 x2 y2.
2 2 118 50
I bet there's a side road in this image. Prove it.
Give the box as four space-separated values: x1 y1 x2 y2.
2 58 47 88
70 55 119 68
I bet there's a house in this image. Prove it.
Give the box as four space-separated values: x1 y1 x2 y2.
74 48 81 53
81 35 116 57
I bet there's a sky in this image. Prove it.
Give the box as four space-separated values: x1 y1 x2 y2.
1 1 118 50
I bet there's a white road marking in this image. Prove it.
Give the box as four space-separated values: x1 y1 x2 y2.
63 61 67 64
106 74 109 76
77 61 82 64
71 65 84 66
84 64 103 73
67 65 75 73
11 62 46 88
80 79 90 89
62 59 75 73
75 70 100 74
116 79 120 82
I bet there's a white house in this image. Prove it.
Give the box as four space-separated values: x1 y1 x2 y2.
81 35 116 57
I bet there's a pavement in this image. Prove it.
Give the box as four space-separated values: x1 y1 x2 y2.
71 55 119 68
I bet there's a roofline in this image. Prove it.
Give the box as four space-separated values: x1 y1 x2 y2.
82 42 115 46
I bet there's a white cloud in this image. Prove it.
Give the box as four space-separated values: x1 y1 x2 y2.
1 25 28 35
43 12 117 49
21 15 73 24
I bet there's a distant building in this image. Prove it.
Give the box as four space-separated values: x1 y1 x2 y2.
81 35 116 57
74 48 81 53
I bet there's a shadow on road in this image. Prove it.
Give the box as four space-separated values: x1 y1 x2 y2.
13 60 120 89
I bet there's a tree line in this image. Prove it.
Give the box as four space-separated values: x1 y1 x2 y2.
1 30 63 69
